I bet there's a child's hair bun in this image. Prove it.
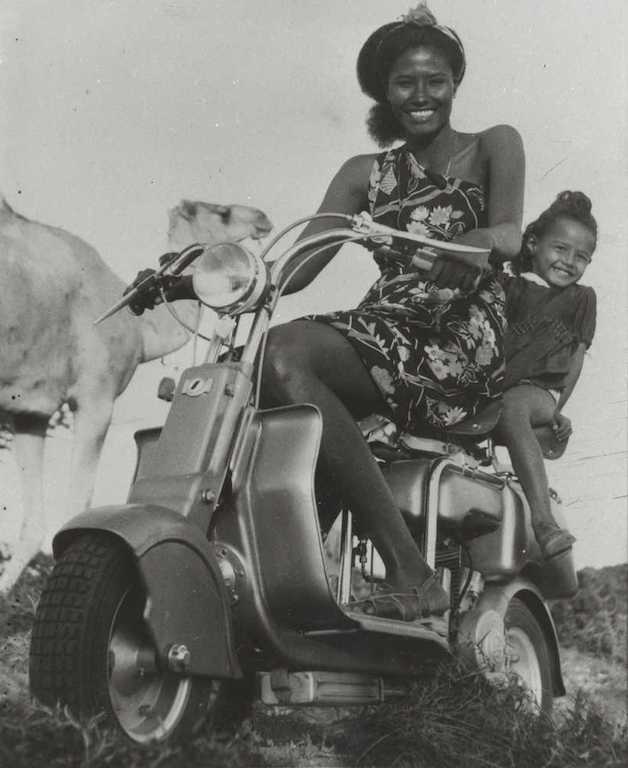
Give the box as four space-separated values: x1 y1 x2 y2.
553 190 593 218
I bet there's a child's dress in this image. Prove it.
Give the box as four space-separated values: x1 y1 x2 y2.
308 145 506 432
500 271 597 392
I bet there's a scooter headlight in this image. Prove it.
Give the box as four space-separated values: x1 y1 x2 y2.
192 242 268 314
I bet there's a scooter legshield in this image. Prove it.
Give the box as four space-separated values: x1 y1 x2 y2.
53 504 241 679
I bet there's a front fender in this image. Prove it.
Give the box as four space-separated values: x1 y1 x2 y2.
475 579 565 696
53 504 241 679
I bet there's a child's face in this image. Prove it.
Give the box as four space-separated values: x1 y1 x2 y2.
529 217 595 288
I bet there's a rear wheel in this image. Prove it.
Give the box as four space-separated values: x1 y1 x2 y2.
29 533 248 744
503 597 554 713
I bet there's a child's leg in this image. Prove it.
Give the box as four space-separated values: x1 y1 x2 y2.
496 384 575 556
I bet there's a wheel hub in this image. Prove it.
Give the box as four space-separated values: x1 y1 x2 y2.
109 627 158 696
107 588 193 743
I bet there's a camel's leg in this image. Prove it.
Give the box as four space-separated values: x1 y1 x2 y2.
67 398 114 516
0 414 48 594
0 411 16 564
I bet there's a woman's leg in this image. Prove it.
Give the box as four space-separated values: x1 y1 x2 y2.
262 320 437 592
496 385 574 555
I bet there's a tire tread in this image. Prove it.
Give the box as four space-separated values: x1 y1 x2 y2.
29 534 124 712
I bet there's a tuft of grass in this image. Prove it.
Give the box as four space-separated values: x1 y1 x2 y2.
551 564 627 666
338 663 627 768
0 554 53 641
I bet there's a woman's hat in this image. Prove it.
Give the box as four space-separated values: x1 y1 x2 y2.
357 4 466 102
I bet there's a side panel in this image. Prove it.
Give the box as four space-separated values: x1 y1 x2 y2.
467 482 528 576
384 461 576 596
383 459 503 535
54 505 240 678
481 481 578 597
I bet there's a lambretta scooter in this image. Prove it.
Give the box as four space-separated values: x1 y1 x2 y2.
29 212 578 745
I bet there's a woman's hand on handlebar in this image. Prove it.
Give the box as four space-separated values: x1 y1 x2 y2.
123 269 159 315
123 270 194 315
426 230 492 291
427 258 482 292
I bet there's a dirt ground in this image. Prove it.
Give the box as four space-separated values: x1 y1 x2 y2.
558 647 627 727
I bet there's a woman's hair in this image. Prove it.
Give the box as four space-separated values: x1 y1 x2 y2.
357 4 466 146
512 191 598 274
366 102 407 147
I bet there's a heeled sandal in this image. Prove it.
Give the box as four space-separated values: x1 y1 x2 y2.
537 527 576 560
353 574 450 622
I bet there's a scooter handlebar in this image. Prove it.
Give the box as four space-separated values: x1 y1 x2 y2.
93 244 206 325
94 213 489 325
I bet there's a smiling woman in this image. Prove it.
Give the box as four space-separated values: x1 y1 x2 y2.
254 2 526 622
358 6 465 149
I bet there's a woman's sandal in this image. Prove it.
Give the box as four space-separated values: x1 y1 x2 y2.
354 574 450 622
537 527 576 560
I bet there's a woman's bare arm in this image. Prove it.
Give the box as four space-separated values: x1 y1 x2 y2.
453 124 525 260
280 154 374 294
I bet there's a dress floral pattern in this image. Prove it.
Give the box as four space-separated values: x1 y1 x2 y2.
309 145 506 433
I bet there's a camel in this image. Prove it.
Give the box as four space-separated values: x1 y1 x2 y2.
0 198 272 593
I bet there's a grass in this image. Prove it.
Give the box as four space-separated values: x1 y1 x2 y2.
250 663 627 768
0 700 266 768
2 661 624 768
0 557 626 767
550 564 627 666
330 664 627 768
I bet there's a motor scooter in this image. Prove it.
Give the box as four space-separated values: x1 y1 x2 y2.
29 213 577 744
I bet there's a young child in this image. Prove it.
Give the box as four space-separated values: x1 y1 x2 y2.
497 191 597 559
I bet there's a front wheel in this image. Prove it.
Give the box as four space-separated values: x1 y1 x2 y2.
503 597 554 713
29 533 246 744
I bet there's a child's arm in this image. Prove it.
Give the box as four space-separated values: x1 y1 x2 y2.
552 342 587 440
556 343 586 411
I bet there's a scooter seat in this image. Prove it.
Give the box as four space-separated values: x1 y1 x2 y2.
440 400 502 438
364 401 503 463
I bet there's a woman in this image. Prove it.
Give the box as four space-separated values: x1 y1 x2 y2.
262 4 525 622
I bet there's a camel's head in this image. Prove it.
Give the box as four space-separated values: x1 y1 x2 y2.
167 200 273 251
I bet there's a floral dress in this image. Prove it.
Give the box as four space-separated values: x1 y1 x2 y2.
309 145 507 433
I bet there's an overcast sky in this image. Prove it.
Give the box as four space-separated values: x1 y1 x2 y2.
1 0 626 567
